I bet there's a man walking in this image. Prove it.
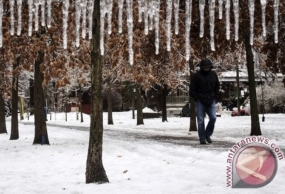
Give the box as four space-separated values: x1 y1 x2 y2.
190 58 220 144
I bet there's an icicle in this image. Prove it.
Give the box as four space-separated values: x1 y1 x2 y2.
81 0 87 39
185 0 192 61
34 0 39 31
126 0 134 64
209 0 215 51
260 0 267 37
62 0 69 49
148 0 154 31
118 0 124 33
199 0 205 37
144 0 149 35
40 0 45 26
174 0 179 35
225 0 230 40
16 0 22 36
107 0 113 35
47 0 51 28
273 0 279 43
100 0 106 55
248 0 254 45
87 0 93 39
9 0 15 35
0 0 2 47
28 0 33 36
218 0 223 19
138 0 144 22
166 0 172 51
154 0 160 55
75 0 81 47
233 0 239 41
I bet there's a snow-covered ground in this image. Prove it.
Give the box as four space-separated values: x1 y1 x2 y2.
0 110 284 194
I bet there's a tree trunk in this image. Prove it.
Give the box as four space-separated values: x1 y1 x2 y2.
10 59 20 140
0 94 7 134
244 35 262 136
189 59 197 131
79 86 84 123
107 87 114 125
86 0 109 184
136 86 144 125
161 85 168 122
33 51 50 145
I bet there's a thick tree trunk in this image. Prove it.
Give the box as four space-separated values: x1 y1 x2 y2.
0 94 7 134
244 35 262 136
33 51 50 145
189 59 197 131
161 85 168 122
136 86 144 125
107 87 113 125
10 60 20 140
86 0 109 184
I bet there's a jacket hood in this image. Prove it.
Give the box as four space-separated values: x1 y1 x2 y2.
199 58 213 69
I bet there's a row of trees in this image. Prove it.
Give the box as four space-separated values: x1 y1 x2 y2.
0 0 284 183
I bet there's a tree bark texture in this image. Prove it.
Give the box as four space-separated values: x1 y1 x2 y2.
33 51 50 145
10 59 20 140
107 87 113 125
245 35 262 136
86 0 109 184
161 85 168 122
136 87 144 125
189 59 197 131
0 94 7 134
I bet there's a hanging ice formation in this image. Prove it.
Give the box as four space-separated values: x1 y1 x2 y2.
81 0 87 39
126 0 134 65
9 0 15 35
248 0 255 45
0 0 2 47
100 0 106 55
106 0 113 35
118 0 124 33
185 0 192 60
0 0 282 61
87 0 94 39
273 0 279 43
209 0 215 51
16 0 22 36
166 0 173 51
62 0 69 49
154 0 160 55
40 0 45 27
199 0 205 37
233 0 239 41
75 0 81 47
174 0 179 35
225 0 230 40
34 0 39 31
260 0 267 37
218 0 223 19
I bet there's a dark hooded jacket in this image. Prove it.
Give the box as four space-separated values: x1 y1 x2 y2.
189 59 220 106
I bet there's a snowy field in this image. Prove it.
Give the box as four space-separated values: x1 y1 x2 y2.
0 110 284 194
